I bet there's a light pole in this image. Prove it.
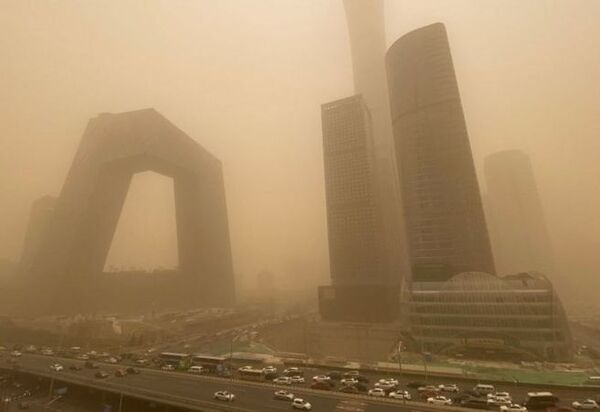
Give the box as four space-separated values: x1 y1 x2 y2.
118 392 124 412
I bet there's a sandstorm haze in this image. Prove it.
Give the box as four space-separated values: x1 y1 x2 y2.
1 0 599 306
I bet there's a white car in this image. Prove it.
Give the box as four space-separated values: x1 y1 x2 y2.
273 376 292 385
76 354 90 360
438 383 460 393
41 349 54 356
49 363 64 372
488 392 513 406
573 399 600 410
375 380 397 390
263 366 277 374
273 390 294 401
340 377 358 386
312 375 331 383
427 396 452 406
378 378 399 386
284 367 301 375
238 365 252 372
292 398 312 410
10 351 22 357
290 376 305 384
368 388 386 397
187 366 206 374
500 404 528 412
161 364 175 371
214 391 235 402
389 390 411 400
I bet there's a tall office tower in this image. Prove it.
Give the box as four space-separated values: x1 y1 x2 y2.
319 95 403 322
484 150 554 275
386 23 495 281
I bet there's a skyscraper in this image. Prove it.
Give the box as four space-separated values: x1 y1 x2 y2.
319 95 402 322
386 23 495 281
317 1 411 322
484 150 554 275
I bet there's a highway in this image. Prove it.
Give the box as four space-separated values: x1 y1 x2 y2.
5 353 460 412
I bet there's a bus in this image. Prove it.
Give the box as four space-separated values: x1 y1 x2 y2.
524 392 559 409
238 367 265 381
158 352 191 368
191 354 227 373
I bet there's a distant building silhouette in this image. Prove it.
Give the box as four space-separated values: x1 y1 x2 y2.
386 23 495 282
22 109 235 313
484 150 554 275
19 195 57 276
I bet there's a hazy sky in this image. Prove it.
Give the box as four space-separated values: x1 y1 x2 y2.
1 1 599 303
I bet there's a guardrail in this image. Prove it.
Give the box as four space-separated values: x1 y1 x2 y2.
2 362 483 412
2 365 253 412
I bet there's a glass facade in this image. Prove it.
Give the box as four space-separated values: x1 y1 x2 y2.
410 272 573 361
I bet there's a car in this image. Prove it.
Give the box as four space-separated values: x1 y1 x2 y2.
375 379 398 390
214 391 235 402
238 365 253 372
49 363 63 372
187 366 206 374
311 381 333 390
573 399 600 410
291 398 312 410
326 371 342 380
342 370 359 378
69 364 82 371
368 388 386 397
339 385 359 394
161 364 175 371
407 381 427 389
462 397 491 410
115 368 126 377
126 367 140 375
24 345 37 353
290 376 305 384
40 349 54 356
105 357 118 364
378 378 399 386
427 395 452 406
489 396 513 407
418 385 440 393
389 390 411 400
135 359 149 365
488 392 512 401
263 366 277 374
474 384 496 395
501 404 528 412
95 371 109 379
312 375 331 383
85 361 98 369
438 384 460 393
273 376 292 385
283 367 303 377
341 377 358 386
75 354 89 360
273 390 294 401
10 351 22 357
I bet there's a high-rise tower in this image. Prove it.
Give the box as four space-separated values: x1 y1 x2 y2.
386 23 495 281
484 150 554 276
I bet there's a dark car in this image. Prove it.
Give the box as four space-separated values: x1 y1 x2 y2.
326 371 342 380
339 385 359 394
115 368 126 377
69 364 82 371
407 381 428 389
460 397 490 410
311 381 333 391
126 367 140 375
85 361 98 369
95 371 109 379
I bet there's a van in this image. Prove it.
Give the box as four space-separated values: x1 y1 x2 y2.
188 366 206 374
473 384 495 395
587 376 600 386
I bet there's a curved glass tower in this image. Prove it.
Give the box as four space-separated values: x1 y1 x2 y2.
386 23 495 281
